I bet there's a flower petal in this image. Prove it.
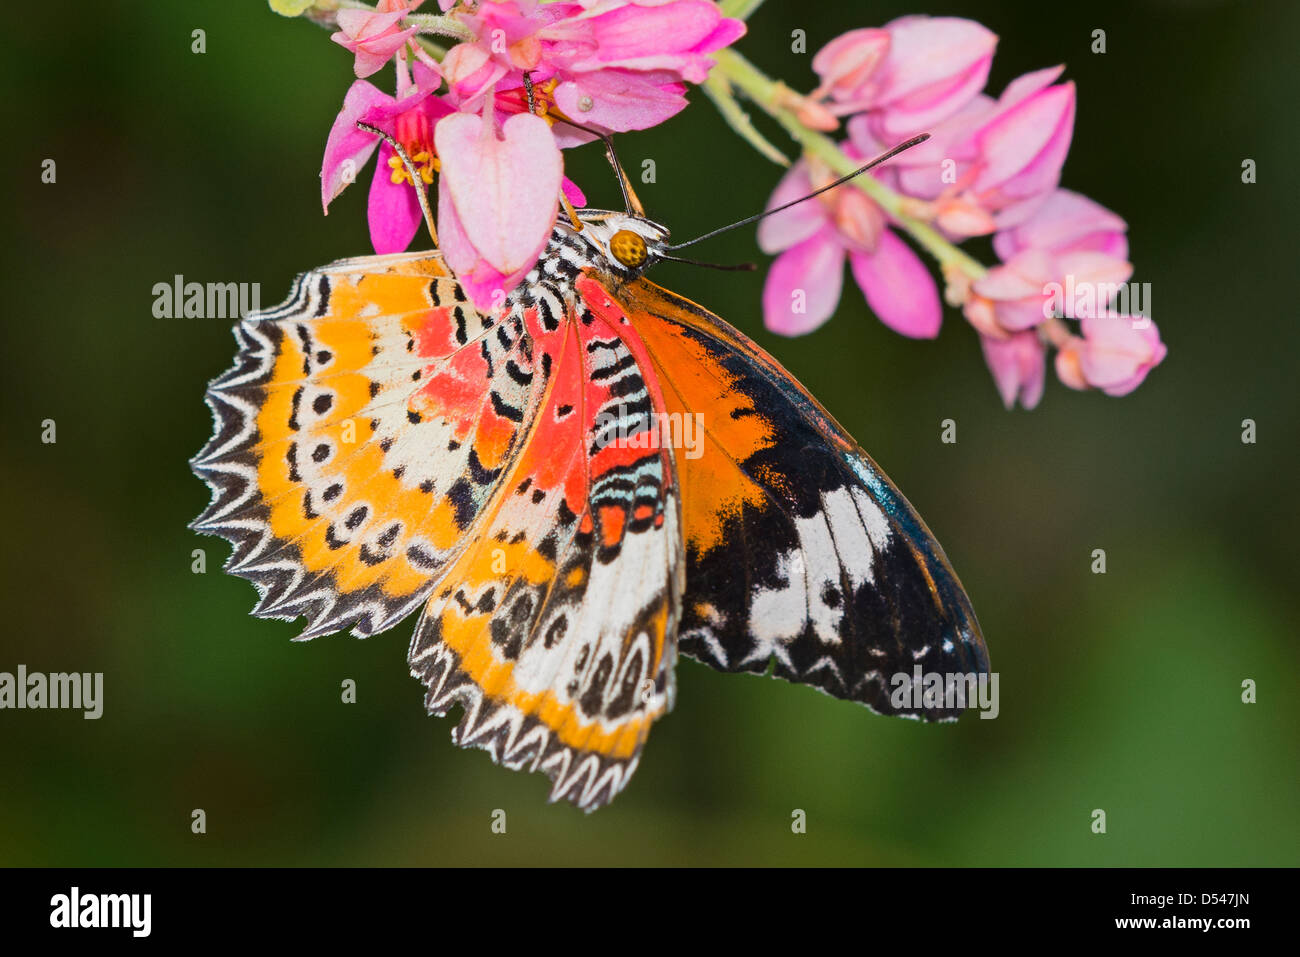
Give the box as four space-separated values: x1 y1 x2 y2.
849 229 941 338
1054 340 1089 391
441 42 492 88
834 188 886 252
999 91 1075 202
332 10 419 78
998 65 1065 109
321 81 394 212
1053 251 1134 318
437 175 526 311
875 16 998 101
569 1 745 82
1078 314 1166 393
992 298 1051 332
553 70 689 133
973 82 1075 194
435 111 562 276
812 28 891 100
980 329 1045 409
756 161 826 254
367 145 424 254
869 16 997 136
562 176 586 208
989 191 1053 232
993 188 1128 260
973 249 1054 300
934 196 997 238
335 8 405 38
875 57 993 138
762 229 846 336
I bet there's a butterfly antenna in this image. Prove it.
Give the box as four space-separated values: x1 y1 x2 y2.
522 74 589 231
658 254 756 272
356 121 438 245
551 115 646 217
665 133 930 252
599 133 647 218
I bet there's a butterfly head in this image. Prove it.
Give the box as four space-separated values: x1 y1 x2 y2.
564 209 756 276
567 210 672 277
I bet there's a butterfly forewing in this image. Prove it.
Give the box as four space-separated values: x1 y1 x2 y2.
604 276 989 719
190 252 539 639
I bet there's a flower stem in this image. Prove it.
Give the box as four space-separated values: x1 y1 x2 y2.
711 48 987 281
718 0 767 20
701 73 790 167
407 13 475 42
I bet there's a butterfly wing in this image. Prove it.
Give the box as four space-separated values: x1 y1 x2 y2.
597 275 989 720
195 252 682 809
191 251 543 639
407 282 683 811
193 231 984 810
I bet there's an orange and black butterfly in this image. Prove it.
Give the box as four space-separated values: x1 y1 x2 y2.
191 132 988 811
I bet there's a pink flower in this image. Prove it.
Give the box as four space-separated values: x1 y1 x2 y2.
811 28 890 102
1068 315 1167 396
971 248 1133 332
321 66 586 267
332 0 427 78
964 67 1077 230
434 0 741 309
815 17 997 139
993 188 1128 261
966 189 1131 333
980 329 1045 409
962 187 1162 401
759 153 940 339
325 0 743 309
860 67 1076 239
759 15 1161 406
321 63 452 254
442 0 745 137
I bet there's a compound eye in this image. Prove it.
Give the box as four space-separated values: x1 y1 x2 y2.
609 229 648 268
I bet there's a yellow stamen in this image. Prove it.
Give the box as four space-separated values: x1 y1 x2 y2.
388 150 439 186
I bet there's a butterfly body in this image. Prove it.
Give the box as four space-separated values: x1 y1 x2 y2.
192 209 988 810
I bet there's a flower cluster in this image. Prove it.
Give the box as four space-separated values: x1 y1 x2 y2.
760 15 1164 407
317 0 744 309
277 1 1164 409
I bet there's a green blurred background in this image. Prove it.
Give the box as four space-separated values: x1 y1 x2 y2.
2 0 1296 866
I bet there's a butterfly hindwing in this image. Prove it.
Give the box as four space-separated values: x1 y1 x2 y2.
604 276 989 720
406 279 683 811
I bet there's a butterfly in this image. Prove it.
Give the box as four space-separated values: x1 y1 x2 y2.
191 130 989 811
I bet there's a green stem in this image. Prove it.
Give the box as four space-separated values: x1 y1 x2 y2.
407 13 475 42
719 0 767 20
701 74 790 167
712 48 987 281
